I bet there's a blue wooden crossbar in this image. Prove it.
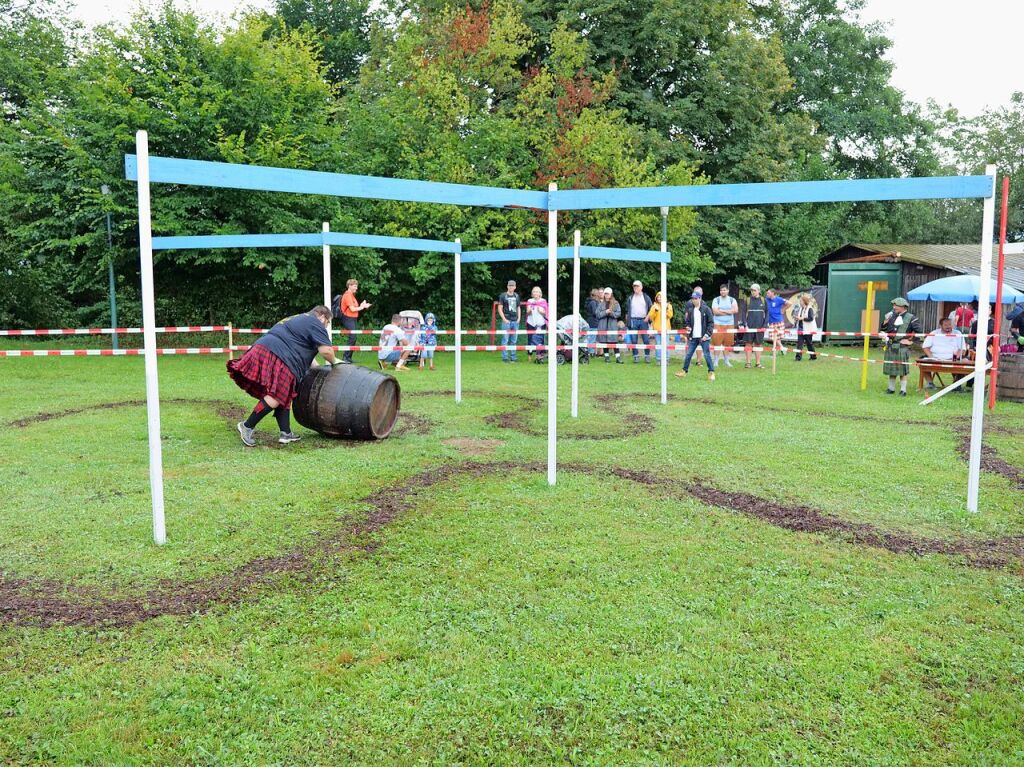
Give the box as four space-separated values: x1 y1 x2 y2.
125 155 547 210
324 232 459 253
151 232 459 253
549 175 994 211
461 246 670 263
127 154 992 213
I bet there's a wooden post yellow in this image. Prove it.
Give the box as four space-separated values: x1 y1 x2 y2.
860 281 875 390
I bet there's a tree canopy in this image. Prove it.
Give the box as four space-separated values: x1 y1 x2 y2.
0 0 1012 328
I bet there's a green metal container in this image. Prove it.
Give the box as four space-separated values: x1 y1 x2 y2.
819 263 902 340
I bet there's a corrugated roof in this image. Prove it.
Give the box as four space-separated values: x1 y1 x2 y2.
843 243 1024 291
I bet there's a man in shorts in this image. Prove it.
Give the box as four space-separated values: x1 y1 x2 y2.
711 284 738 368
765 288 792 355
742 283 768 369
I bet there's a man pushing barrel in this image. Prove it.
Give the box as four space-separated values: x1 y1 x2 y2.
228 305 338 446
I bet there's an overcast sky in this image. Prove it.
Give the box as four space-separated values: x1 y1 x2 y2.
67 0 1022 117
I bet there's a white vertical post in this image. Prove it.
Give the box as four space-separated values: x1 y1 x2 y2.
322 222 331 334
136 131 166 545
967 164 997 512
547 183 558 485
660 207 669 405
455 238 462 403
571 229 581 418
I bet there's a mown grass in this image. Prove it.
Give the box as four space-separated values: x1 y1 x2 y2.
1 348 1023 765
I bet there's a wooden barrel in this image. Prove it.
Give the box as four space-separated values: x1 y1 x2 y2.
997 353 1024 403
293 365 400 439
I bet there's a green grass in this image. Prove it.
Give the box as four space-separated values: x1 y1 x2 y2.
1 350 1023 765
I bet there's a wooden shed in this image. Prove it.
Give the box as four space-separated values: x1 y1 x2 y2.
815 243 1024 334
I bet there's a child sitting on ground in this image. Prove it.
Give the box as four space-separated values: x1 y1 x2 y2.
419 312 438 370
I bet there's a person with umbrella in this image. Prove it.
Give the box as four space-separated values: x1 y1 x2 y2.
879 297 922 396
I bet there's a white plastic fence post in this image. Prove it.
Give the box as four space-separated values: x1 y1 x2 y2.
660 207 669 404
136 130 166 545
967 164 997 512
571 229 581 418
455 238 462 403
322 222 332 334
547 184 558 485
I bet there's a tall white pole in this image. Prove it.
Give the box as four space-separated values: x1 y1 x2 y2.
455 238 462 403
136 131 166 545
547 183 558 485
966 164 997 512
660 207 669 405
322 221 331 334
571 229 581 418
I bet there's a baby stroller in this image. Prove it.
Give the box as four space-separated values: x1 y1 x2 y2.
533 315 590 365
397 310 423 364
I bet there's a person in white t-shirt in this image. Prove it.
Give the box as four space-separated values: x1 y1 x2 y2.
378 313 412 371
920 317 966 389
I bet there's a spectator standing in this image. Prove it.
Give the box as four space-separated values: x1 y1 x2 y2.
711 284 738 368
675 292 716 380
645 291 674 362
596 287 623 363
953 302 975 335
497 280 522 363
333 279 371 364
765 288 792 355
691 286 706 365
920 317 965 389
792 293 819 361
1010 308 1024 352
625 280 654 363
742 283 768 369
969 305 996 362
525 286 549 359
880 297 922 395
378 314 412 371
583 288 602 353
418 312 438 370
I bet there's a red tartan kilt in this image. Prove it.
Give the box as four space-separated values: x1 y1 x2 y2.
227 345 298 408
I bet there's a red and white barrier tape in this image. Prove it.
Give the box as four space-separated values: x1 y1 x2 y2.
0 325 228 336
1 324 976 339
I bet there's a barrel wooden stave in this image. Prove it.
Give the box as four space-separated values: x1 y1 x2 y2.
996 353 1024 402
293 365 400 439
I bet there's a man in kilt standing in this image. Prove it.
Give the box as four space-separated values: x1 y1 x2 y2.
227 305 339 446
879 297 921 396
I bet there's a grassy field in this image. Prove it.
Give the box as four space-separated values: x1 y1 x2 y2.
1 347 1023 765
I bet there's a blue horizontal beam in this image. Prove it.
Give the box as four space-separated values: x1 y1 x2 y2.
152 234 322 250
461 247 571 263
549 175 994 210
151 232 459 253
125 155 548 210
461 246 669 263
324 232 459 253
581 245 670 263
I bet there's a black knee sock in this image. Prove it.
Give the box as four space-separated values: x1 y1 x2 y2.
274 407 291 433
244 398 274 428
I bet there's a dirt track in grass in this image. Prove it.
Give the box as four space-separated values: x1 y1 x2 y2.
3 459 1024 629
3 390 1021 628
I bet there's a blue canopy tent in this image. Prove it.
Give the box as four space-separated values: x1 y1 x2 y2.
126 132 997 543
906 274 1024 304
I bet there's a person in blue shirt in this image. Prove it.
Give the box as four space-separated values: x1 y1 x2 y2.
765 288 794 355
419 312 438 370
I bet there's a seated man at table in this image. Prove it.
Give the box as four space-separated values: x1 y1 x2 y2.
920 317 966 389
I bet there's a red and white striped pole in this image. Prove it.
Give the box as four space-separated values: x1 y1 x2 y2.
988 176 1010 411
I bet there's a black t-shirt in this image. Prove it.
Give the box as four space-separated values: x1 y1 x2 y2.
255 313 331 381
497 292 521 321
745 296 767 329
